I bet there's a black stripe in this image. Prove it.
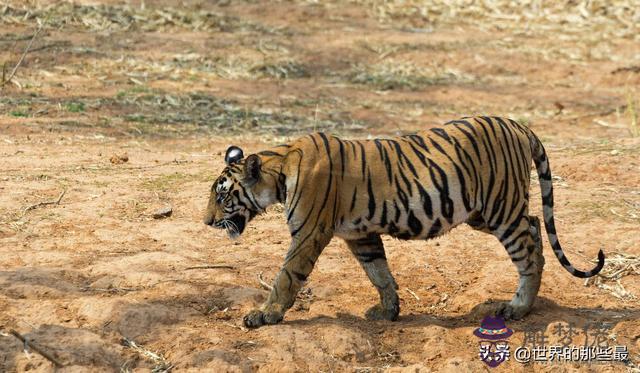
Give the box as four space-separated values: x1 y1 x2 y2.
284 269 294 291
380 200 388 227
309 134 320 150
358 142 367 182
427 159 454 223
427 218 442 238
414 180 433 219
503 229 530 251
350 186 358 212
397 166 413 197
366 169 376 220
406 134 430 153
507 243 526 255
375 139 393 184
510 253 527 262
407 210 422 236
389 139 418 178
257 150 283 157
393 201 401 222
292 270 308 282
405 140 428 167
356 251 386 263
452 121 482 162
394 175 410 210
290 134 333 237
428 137 472 213
475 118 498 214
498 210 526 243
286 149 304 221
337 137 346 180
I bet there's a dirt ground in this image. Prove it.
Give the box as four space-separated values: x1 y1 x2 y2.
1 1 639 372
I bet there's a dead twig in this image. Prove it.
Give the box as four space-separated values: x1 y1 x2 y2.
184 264 235 270
406 288 420 301
121 337 173 372
1 20 45 87
21 189 66 216
257 271 273 291
27 41 70 54
223 321 248 332
9 329 63 367
80 286 139 293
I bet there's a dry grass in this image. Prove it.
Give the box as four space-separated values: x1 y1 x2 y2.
250 60 310 80
0 89 367 138
113 90 368 137
348 0 639 37
572 198 640 223
348 60 475 90
121 338 173 373
344 0 639 64
1 1 285 34
585 252 640 300
626 89 639 137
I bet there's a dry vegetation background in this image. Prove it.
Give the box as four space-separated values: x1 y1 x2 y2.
0 0 639 372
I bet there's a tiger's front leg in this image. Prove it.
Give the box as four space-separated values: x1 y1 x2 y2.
346 234 399 321
243 229 332 328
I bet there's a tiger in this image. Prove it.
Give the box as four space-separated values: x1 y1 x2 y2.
203 116 605 328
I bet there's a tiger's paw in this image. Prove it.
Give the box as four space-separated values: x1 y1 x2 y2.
365 304 399 321
495 302 530 321
243 309 283 328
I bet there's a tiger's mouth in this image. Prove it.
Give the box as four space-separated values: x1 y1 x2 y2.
214 213 246 239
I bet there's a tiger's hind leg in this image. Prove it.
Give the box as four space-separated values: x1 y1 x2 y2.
345 234 399 321
493 214 545 320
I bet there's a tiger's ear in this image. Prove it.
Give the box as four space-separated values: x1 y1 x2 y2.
225 146 244 165
243 154 262 186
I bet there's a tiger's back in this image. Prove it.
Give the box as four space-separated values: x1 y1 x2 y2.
286 116 534 243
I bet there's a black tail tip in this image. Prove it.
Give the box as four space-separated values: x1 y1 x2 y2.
591 249 605 276
574 249 605 278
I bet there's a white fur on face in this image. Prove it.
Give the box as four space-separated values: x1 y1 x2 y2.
216 178 232 194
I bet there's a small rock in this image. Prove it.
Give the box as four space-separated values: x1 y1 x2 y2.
110 153 129 164
152 206 173 219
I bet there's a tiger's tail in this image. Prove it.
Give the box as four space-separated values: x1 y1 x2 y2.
529 131 605 278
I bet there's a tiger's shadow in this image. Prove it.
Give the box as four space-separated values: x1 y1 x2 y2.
285 296 640 334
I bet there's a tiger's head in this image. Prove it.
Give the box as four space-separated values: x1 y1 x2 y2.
204 146 280 239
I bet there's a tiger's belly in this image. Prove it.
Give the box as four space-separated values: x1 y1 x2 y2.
334 193 471 241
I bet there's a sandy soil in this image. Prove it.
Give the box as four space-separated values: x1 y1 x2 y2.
0 1 639 372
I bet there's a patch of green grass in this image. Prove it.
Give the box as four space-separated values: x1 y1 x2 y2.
64 101 85 113
9 110 28 117
125 114 147 123
116 86 156 99
250 60 310 80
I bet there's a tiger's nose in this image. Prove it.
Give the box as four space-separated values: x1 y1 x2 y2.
204 216 214 226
